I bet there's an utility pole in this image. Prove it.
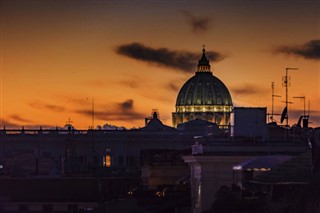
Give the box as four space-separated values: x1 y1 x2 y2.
282 68 298 127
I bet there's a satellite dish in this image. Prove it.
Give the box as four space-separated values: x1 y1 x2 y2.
297 116 303 127
280 107 287 124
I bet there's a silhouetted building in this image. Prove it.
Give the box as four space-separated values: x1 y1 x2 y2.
172 47 233 128
230 107 267 140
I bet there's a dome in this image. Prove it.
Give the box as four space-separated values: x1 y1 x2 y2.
176 72 232 107
172 47 233 128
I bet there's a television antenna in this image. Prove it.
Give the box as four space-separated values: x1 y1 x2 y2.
270 82 281 122
282 67 298 127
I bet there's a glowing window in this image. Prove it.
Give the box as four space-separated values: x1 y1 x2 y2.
104 155 111 167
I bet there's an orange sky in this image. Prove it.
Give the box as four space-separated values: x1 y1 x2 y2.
0 0 319 129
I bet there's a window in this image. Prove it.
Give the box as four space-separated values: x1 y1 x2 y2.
104 155 111 167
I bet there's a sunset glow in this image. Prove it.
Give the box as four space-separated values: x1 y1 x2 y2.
1 0 319 129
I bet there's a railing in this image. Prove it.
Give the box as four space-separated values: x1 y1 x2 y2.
0 128 130 135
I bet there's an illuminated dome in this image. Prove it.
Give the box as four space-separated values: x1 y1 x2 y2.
172 47 233 128
176 73 232 106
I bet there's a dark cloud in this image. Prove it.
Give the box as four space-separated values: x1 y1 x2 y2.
118 80 139 89
290 109 318 117
108 112 145 121
167 82 180 92
77 109 144 121
309 113 320 127
9 114 33 123
274 39 320 60
85 80 109 88
69 98 92 105
116 42 225 73
287 109 320 126
85 79 140 89
0 119 20 128
119 99 133 111
0 119 59 129
231 84 268 96
29 101 65 112
181 10 211 33
75 99 145 122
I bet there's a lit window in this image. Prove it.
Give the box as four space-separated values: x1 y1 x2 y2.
104 155 111 167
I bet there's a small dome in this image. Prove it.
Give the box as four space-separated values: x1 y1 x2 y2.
176 72 232 106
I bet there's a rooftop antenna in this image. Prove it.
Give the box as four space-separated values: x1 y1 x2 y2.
307 100 313 127
92 99 95 129
66 118 73 126
271 82 281 122
145 109 159 126
151 109 159 119
66 118 73 132
282 67 298 127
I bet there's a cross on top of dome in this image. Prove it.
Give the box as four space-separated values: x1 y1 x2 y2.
197 45 211 73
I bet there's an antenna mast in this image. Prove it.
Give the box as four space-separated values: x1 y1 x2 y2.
282 68 298 126
92 99 95 129
271 82 281 122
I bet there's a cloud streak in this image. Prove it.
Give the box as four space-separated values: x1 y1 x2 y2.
231 84 268 96
167 82 180 92
0 119 21 128
118 80 140 89
181 10 211 33
76 109 144 121
29 100 65 112
75 99 145 122
84 79 140 89
274 39 320 60
119 99 133 111
288 109 320 126
116 43 225 73
9 114 33 123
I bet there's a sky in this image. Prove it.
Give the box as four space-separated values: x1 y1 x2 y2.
0 0 319 129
